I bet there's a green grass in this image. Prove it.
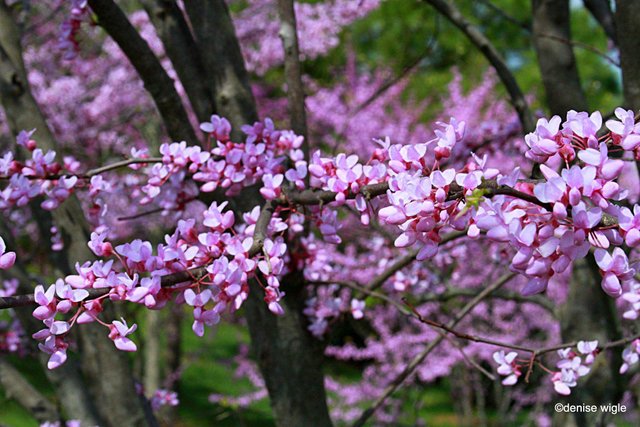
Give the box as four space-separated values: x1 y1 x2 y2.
0 399 39 427
174 320 275 427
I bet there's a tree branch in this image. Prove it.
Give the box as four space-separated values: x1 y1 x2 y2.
183 0 258 136
421 0 535 132
87 0 198 144
419 287 556 314
583 0 617 44
139 0 215 122
537 33 619 67
351 272 516 427
476 0 531 31
531 0 588 115
0 157 163 180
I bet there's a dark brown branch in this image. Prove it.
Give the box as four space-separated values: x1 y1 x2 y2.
421 0 535 132
405 299 537 353
349 50 430 118
87 0 197 144
531 0 588 115
405 299 640 372
183 0 258 136
0 157 163 181
476 0 531 31
583 0 617 44
139 0 215 122
419 288 556 314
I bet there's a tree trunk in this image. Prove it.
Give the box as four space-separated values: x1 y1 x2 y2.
615 0 640 110
243 271 333 427
181 3 334 424
532 0 588 114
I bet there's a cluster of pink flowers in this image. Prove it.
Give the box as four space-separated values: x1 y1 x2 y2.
551 340 598 395
493 340 598 395
0 131 81 211
28 169 300 367
365 110 640 299
141 116 305 209
150 388 179 411
232 0 381 74
58 0 90 60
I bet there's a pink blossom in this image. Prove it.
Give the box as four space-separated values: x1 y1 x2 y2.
493 351 520 385
108 319 138 352
594 248 635 297
0 236 16 269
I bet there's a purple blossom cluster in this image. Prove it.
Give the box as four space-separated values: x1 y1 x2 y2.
150 389 179 412
493 340 598 396
232 0 381 74
5 4 640 411
0 130 81 211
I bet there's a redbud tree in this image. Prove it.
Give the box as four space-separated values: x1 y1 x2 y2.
0 1 639 426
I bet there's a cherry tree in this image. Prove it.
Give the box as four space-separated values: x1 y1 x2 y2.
1 0 640 426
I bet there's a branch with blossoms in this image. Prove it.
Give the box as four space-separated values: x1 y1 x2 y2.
352 272 516 427
2 108 640 380
404 296 640 383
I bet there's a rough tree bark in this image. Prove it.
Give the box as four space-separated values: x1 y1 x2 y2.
583 0 617 44
532 0 589 114
87 0 197 145
615 0 640 111
276 0 308 145
139 0 216 122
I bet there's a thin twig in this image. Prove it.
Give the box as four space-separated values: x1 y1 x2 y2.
421 0 535 132
538 33 619 67
351 272 516 427
476 0 531 31
0 157 162 180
